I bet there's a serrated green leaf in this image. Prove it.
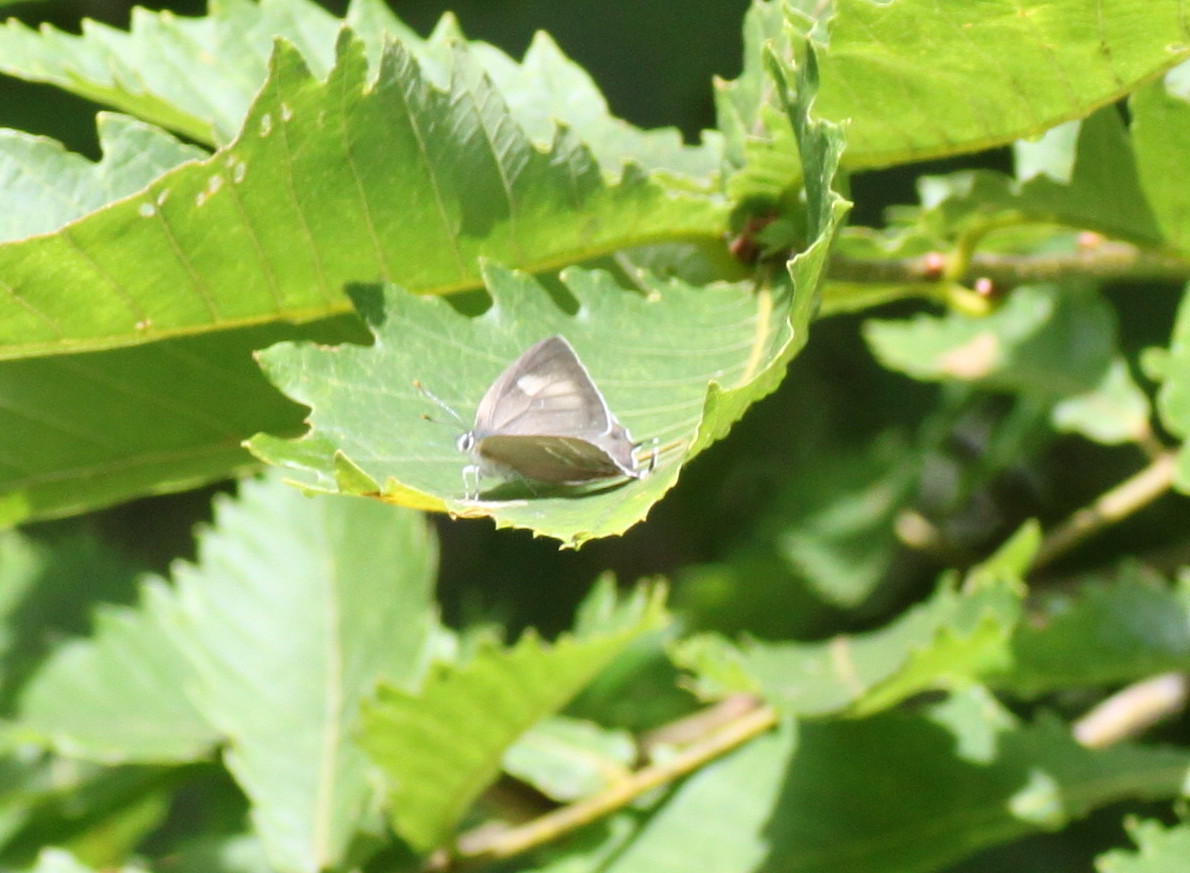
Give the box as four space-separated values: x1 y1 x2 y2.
0 0 717 180
463 30 722 179
358 580 667 852
673 525 1034 716
0 31 725 359
692 40 849 459
247 264 799 544
166 472 438 873
0 114 204 243
714 0 792 170
15 579 217 763
0 0 361 145
1098 818 1190 873
999 565 1190 697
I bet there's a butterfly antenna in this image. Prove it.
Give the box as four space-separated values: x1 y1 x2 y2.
645 438 660 475
413 380 467 428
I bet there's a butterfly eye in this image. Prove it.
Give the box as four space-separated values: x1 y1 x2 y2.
456 433 475 452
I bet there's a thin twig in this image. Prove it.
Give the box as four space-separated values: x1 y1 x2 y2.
828 241 1190 291
1073 673 1190 748
639 693 760 754
1032 452 1178 572
441 702 779 869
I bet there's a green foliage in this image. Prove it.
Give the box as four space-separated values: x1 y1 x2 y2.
3 0 1190 872
1098 818 1190 872
673 523 1034 716
360 580 664 850
248 266 808 543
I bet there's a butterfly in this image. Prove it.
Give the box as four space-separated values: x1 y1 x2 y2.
422 335 653 498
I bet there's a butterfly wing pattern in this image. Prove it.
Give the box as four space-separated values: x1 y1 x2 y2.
457 336 647 496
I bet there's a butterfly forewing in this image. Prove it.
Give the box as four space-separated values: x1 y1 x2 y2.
474 336 616 438
453 334 646 494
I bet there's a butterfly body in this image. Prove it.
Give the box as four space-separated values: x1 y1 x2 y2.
456 335 647 496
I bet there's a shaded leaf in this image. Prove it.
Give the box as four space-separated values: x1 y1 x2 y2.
673 524 1034 716
864 285 1112 393
1051 358 1151 445
0 317 362 529
775 433 921 608
16 579 217 763
0 532 143 708
864 285 1122 434
911 107 1160 245
532 688 1190 873
998 565 1190 698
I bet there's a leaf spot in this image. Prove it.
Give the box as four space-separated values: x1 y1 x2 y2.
137 202 156 218
196 174 225 207
259 113 273 137
227 158 248 183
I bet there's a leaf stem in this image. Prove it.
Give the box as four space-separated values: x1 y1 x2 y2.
828 240 1190 292
1032 451 1179 572
440 701 778 869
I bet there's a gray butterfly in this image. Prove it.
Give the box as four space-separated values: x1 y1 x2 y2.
448 335 651 498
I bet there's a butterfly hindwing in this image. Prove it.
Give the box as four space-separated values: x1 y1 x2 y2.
476 434 627 483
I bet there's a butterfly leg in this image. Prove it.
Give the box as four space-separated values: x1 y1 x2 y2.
462 463 482 500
